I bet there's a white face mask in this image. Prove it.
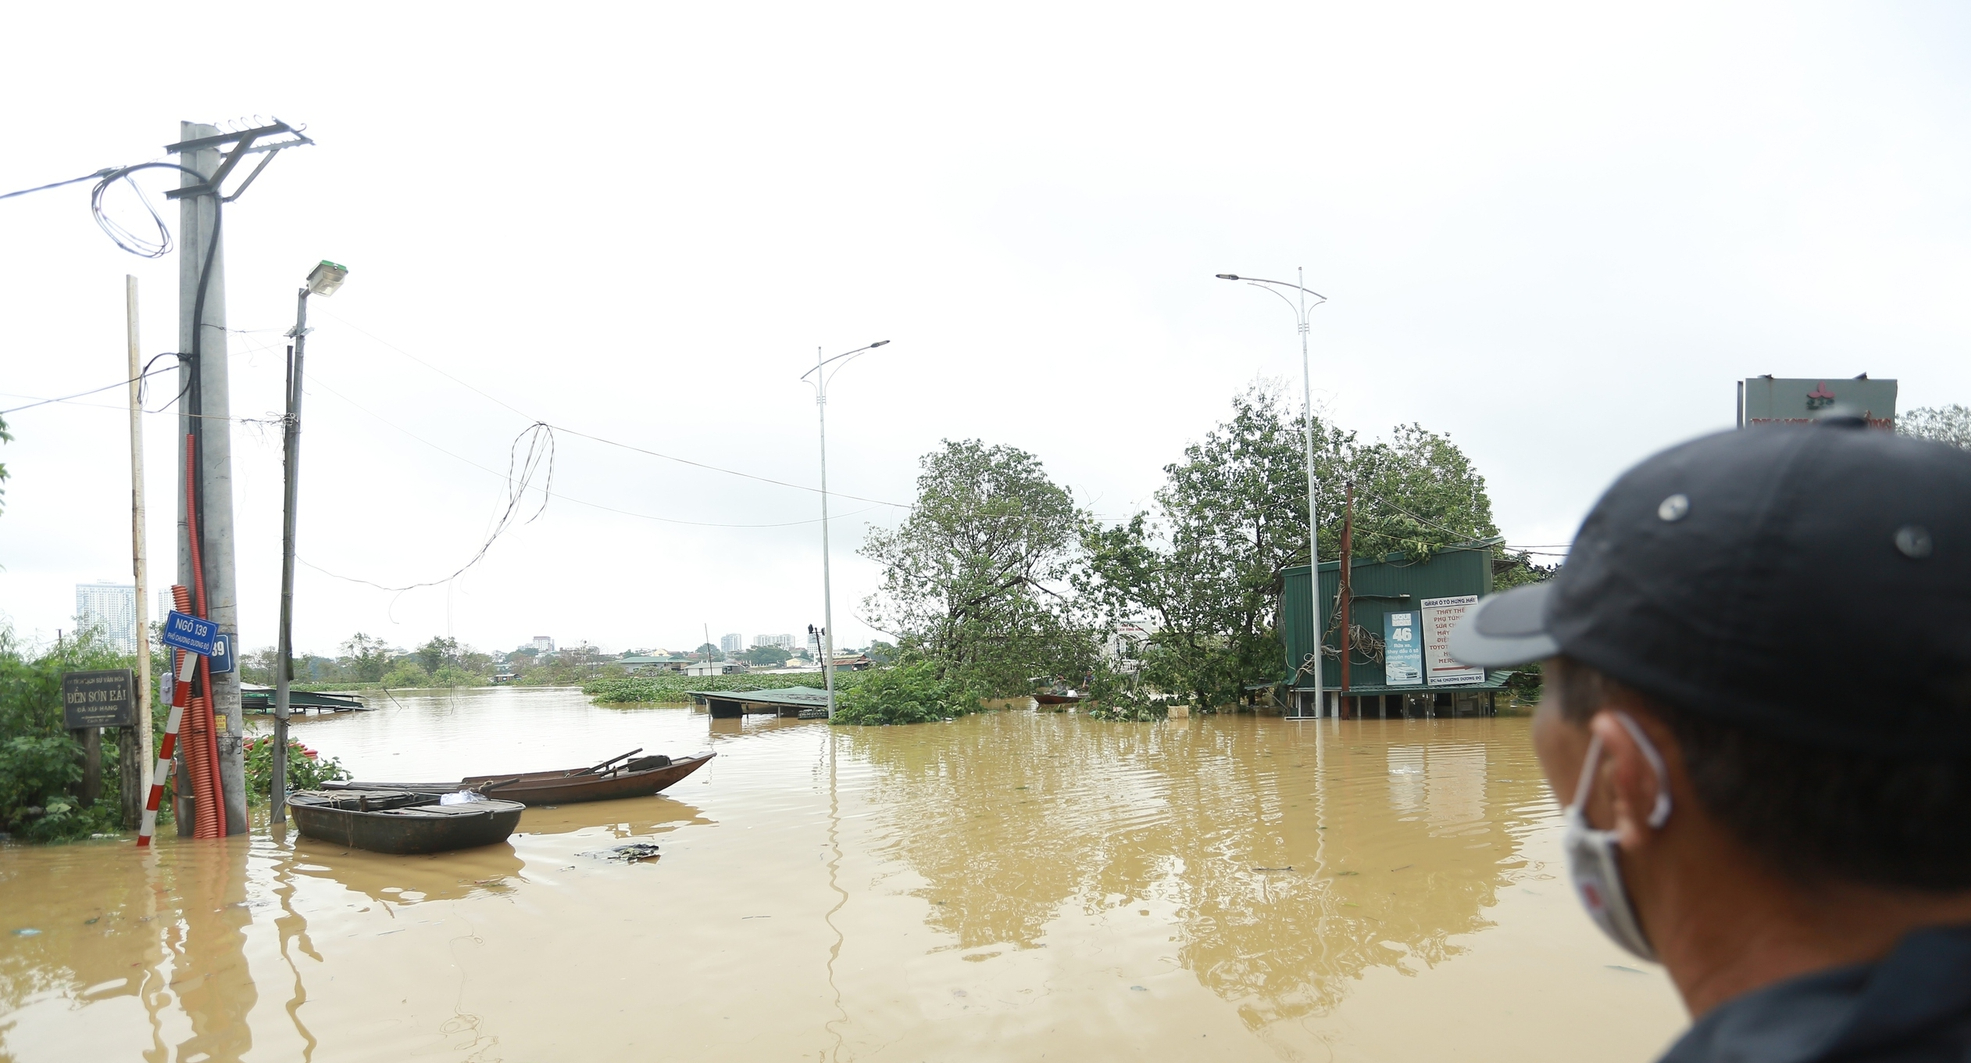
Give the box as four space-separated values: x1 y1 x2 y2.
1561 712 1672 962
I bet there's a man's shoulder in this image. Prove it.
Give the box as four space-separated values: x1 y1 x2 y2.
1662 926 1971 1063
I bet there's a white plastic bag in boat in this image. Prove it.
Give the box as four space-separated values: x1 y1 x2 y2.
439 790 488 805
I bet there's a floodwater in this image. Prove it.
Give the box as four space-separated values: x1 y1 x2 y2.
0 688 1688 1062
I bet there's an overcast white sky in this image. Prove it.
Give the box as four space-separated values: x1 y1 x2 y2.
3 2 1968 657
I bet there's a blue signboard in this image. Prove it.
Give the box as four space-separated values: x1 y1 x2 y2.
1383 611 1424 686
209 632 236 675
160 610 217 656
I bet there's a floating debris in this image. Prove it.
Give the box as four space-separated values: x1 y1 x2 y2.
13 928 42 937
797 708 829 720
1252 866 1294 873
579 843 662 862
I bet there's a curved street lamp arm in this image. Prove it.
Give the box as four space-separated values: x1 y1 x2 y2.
800 342 886 387
1232 275 1329 302
1250 282 1305 320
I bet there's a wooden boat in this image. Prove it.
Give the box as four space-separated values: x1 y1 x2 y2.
288 790 524 854
1030 675 1086 706
326 749 715 807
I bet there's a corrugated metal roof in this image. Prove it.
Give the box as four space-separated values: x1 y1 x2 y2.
687 686 832 708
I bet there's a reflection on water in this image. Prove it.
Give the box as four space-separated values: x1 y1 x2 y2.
841 717 1545 1028
0 689 1683 1062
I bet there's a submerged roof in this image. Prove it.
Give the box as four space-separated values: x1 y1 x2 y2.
687 686 832 708
240 685 368 711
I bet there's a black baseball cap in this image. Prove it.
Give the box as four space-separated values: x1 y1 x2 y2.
1447 421 1971 753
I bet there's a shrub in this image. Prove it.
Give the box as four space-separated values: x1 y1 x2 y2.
430 664 482 688
0 625 133 840
244 735 351 799
831 662 975 726
381 661 430 688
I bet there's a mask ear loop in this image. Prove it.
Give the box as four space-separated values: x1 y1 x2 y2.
1569 734 1605 808
1567 714 1673 829
1610 711 1673 829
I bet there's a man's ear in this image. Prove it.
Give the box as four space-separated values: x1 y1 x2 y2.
1590 708 1671 851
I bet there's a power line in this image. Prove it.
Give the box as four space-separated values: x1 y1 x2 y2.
0 167 117 201
316 306 911 509
0 365 177 415
306 371 874 530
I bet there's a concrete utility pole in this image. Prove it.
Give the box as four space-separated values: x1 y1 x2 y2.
165 118 313 835
124 275 152 830
172 122 246 834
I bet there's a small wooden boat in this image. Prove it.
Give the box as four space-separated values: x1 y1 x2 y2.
288 790 524 854
1033 692 1084 705
326 749 715 807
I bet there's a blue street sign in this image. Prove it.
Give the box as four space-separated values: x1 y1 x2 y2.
161 610 217 656
209 632 236 675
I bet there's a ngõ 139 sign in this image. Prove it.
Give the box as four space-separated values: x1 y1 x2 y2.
62 669 137 729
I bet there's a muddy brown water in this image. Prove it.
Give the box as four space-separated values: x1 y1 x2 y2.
0 688 1686 1061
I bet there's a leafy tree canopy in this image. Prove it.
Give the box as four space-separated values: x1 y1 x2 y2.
1899 405 1971 450
862 439 1097 695
1080 382 1500 711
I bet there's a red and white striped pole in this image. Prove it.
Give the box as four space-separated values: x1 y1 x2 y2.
137 647 197 847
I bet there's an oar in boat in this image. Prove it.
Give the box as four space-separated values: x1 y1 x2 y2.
568 748 642 777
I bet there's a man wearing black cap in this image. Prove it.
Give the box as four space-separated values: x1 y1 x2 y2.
1447 418 1971 1062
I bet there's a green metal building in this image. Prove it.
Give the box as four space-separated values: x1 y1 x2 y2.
1279 542 1517 719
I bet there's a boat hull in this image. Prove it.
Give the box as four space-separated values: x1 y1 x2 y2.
288 791 524 854
328 751 715 806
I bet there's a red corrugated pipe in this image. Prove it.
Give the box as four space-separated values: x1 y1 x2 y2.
180 436 227 838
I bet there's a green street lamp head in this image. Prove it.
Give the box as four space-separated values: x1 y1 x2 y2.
1215 274 1240 280
305 260 349 297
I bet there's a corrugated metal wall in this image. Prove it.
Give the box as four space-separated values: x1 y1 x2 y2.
1280 548 1494 690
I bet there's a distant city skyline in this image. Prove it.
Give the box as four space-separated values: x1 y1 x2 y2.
75 582 138 655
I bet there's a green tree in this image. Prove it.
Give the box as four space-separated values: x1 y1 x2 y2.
341 633 390 683
1899 405 1971 450
1080 384 1501 711
862 439 1097 695
737 644 788 666
381 659 429 688
694 642 721 659
415 636 461 675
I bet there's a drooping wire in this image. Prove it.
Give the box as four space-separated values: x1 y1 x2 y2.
317 306 912 509
0 364 178 416
300 423 557 593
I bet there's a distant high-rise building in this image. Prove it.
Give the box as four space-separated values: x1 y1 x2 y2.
531 636 556 653
76 582 138 654
752 633 795 650
158 589 175 623
719 632 744 653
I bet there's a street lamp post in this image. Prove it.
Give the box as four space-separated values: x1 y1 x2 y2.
272 260 347 824
801 340 890 718
1216 269 1328 718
